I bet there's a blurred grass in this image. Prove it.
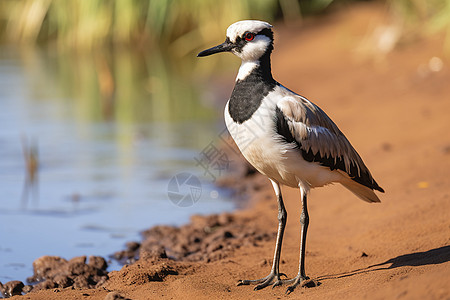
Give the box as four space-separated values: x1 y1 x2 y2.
0 0 449 53
0 0 284 52
0 0 352 53
388 0 450 52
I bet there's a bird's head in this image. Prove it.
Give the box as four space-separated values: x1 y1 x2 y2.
197 20 273 62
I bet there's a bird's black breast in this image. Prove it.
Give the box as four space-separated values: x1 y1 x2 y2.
228 66 277 124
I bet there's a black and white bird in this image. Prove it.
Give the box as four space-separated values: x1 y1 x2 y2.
198 20 384 294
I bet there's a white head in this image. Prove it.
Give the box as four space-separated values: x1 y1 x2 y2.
198 20 274 62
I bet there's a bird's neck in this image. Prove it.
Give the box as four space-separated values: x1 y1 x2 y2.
228 52 277 124
236 51 274 83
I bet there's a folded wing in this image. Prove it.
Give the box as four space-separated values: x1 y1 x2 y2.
275 95 384 193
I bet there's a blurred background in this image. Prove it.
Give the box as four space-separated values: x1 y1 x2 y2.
0 0 448 284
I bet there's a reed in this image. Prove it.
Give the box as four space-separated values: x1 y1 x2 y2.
0 0 300 51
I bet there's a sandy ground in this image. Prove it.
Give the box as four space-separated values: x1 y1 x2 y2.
6 3 450 299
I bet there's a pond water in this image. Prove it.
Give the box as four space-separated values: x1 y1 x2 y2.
0 46 237 284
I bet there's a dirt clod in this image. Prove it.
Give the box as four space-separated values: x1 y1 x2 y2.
26 255 108 293
112 211 273 265
0 280 24 297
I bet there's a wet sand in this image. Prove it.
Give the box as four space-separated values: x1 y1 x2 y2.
4 3 450 299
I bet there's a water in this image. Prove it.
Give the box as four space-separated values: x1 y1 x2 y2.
0 46 236 284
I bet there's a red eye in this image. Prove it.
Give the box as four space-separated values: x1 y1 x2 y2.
244 32 255 41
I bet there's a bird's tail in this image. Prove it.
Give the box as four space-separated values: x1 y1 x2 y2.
340 179 381 203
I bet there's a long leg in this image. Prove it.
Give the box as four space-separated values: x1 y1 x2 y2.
237 179 287 290
285 186 310 294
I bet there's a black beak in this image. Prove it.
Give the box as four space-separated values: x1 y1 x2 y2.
197 40 234 57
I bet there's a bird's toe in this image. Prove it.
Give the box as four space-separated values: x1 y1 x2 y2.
238 270 288 290
283 275 318 294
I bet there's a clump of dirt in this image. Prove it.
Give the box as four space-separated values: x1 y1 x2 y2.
112 211 275 264
27 255 106 295
1 255 108 297
0 281 25 297
107 259 179 287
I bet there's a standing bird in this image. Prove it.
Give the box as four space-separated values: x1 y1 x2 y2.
197 20 384 294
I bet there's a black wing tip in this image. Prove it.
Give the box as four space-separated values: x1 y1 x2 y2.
369 177 385 193
374 185 385 193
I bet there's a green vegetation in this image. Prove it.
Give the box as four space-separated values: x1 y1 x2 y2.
0 0 350 52
0 0 288 51
1 0 449 53
389 0 450 51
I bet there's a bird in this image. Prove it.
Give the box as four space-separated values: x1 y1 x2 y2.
197 20 384 294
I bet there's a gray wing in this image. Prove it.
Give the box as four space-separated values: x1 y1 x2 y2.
275 96 384 192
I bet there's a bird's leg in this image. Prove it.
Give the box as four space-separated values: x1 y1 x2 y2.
285 188 312 294
237 180 287 290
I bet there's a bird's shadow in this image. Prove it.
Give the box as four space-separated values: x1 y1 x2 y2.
316 245 450 281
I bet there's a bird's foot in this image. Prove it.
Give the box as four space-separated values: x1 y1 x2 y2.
283 275 318 294
237 271 287 290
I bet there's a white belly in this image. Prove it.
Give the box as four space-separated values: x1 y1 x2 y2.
224 96 343 189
